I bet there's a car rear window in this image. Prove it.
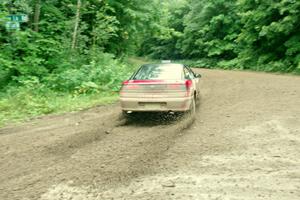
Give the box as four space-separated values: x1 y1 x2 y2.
133 64 183 80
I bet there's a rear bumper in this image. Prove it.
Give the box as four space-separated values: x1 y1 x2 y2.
120 97 193 112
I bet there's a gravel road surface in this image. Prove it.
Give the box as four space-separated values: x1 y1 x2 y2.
1 69 299 200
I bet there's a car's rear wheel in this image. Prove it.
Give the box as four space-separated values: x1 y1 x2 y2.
196 92 201 108
118 111 128 121
186 97 196 121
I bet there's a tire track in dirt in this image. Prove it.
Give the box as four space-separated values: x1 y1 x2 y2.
0 103 197 199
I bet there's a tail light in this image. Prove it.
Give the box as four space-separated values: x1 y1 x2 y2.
121 80 139 90
122 80 129 85
185 80 193 90
185 80 193 96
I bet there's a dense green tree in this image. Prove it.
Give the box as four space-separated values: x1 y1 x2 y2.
179 0 240 60
234 0 300 72
139 0 188 59
141 0 300 73
0 0 162 89
1 0 299 92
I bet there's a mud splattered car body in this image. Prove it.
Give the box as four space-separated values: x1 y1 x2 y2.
120 63 201 113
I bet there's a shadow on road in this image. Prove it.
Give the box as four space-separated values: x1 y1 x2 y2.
122 112 185 127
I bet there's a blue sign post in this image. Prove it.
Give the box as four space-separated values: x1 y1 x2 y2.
5 14 28 31
7 14 28 22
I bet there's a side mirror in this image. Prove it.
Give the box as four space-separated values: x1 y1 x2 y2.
195 73 202 78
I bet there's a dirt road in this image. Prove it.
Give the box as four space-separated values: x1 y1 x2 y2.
0 69 299 200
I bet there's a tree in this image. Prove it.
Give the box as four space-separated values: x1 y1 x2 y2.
71 0 81 49
140 0 300 73
33 0 41 32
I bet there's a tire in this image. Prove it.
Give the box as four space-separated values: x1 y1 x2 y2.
118 111 128 121
195 93 201 108
186 97 196 121
121 111 131 118
117 111 134 125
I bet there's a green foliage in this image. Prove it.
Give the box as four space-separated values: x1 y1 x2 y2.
234 0 300 72
141 0 300 74
46 52 133 93
0 0 154 126
0 85 119 126
0 49 136 126
139 1 188 59
180 0 240 60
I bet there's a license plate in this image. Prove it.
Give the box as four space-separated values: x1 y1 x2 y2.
139 102 166 109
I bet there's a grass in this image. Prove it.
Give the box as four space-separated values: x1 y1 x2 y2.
0 91 119 127
0 57 152 128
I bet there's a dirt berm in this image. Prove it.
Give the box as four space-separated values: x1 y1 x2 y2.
0 69 299 200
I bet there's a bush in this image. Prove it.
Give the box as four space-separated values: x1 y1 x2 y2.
0 51 136 127
45 52 133 94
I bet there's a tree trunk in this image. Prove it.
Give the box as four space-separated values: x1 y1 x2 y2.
72 0 81 50
33 0 41 32
8 0 13 13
